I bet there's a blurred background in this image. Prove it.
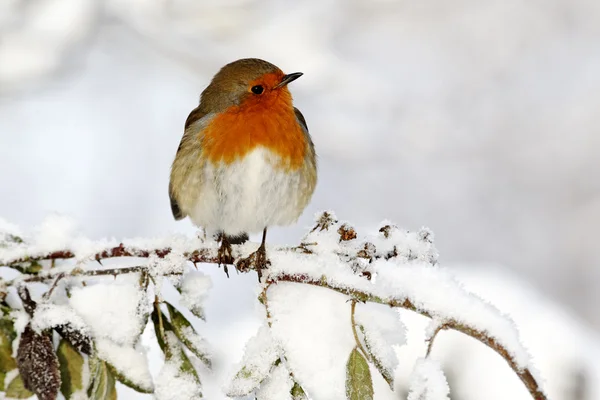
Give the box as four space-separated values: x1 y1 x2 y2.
1 0 599 399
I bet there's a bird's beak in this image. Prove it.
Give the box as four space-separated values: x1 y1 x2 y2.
274 72 303 89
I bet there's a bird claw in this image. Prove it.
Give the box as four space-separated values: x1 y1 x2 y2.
236 245 270 280
217 238 235 278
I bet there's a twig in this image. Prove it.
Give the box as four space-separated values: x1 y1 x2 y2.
43 273 66 301
268 273 547 400
350 300 369 360
425 322 450 357
19 266 149 283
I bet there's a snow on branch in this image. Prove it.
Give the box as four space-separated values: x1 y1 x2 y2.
0 212 547 400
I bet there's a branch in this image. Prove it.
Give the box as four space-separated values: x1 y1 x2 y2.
350 300 369 360
19 265 150 283
0 213 546 400
268 273 547 400
4 244 218 267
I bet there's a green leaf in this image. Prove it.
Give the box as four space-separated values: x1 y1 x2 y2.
291 381 308 400
151 304 201 390
359 325 394 390
0 318 17 392
345 347 374 400
104 360 153 394
166 302 211 369
5 373 34 399
0 318 17 374
225 326 279 397
10 261 43 275
87 357 117 400
57 339 84 399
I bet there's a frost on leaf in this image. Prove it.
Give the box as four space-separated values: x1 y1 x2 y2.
177 271 212 320
167 302 211 368
355 302 405 389
225 325 281 397
70 283 152 392
152 306 202 399
267 283 356 400
155 357 203 400
97 339 154 393
32 303 92 355
255 363 294 400
345 347 373 400
69 282 148 346
407 358 450 400
154 331 202 400
16 324 61 400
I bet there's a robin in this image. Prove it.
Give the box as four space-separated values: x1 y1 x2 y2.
169 58 317 275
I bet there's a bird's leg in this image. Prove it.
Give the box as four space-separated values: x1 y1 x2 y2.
236 228 270 279
217 233 234 278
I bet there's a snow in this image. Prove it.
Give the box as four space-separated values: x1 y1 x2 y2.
153 331 202 400
31 303 89 336
407 358 450 400
265 221 532 374
267 283 356 400
154 361 202 400
0 218 22 241
178 271 212 320
255 363 293 400
96 339 153 392
179 325 211 360
355 302 405 382
225 325 281 397
69 282 148 345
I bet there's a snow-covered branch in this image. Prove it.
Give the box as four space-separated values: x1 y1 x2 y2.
0 212 547 400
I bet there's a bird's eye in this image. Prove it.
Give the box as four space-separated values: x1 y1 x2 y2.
251 85 264 94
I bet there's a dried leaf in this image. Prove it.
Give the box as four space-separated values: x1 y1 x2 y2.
5 373 34 399
54 323 93 355
87 357 117 400
345 347 374 400
16 286 36 316
166 302 211 369
57 339 84 399
16 324 61 400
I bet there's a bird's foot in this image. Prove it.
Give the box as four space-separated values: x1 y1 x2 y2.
217 236 235 278
236 244 270 279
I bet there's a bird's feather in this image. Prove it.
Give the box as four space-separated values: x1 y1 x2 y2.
169 106 210 220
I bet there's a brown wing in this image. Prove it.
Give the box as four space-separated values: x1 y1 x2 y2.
294 107 308 133
169 106 208 220
294 107 316 157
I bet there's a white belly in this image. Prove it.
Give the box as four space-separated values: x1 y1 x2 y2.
189 147 306 236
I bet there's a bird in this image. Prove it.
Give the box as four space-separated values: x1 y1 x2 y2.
169 58 317 276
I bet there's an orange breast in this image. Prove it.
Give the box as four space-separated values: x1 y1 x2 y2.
201 94 307 170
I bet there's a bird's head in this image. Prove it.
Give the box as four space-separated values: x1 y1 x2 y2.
200 58 303 113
